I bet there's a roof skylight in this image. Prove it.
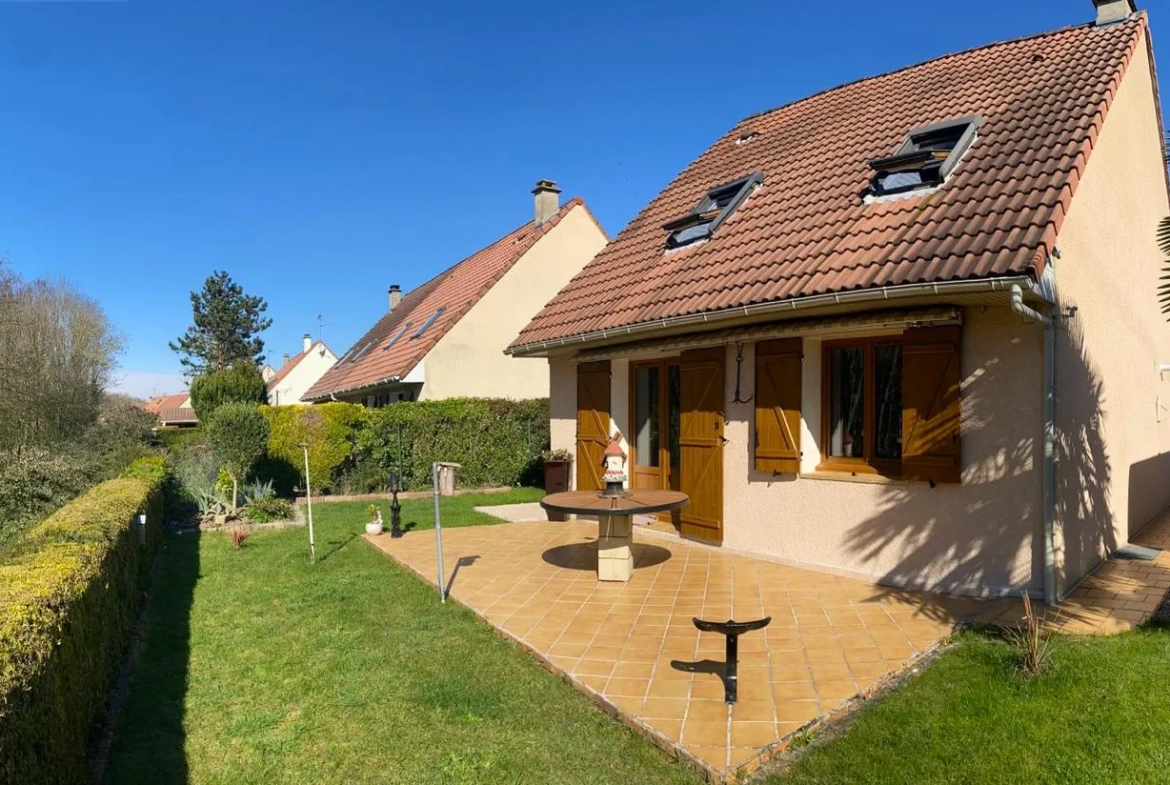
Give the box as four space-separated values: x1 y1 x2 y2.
663 172 763 249
868 116 981 197
383 323 412 350
411 308 445 339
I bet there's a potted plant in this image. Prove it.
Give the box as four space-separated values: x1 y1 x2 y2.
541 448 573 521
365 503 384 536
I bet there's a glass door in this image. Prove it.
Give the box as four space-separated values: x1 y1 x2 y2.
630 360 683 504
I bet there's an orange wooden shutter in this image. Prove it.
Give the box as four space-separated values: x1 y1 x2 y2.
678 347 725 543
575 362 611 491
902 325 962 484
754 338 802 474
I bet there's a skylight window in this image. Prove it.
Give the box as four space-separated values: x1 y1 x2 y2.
411 308 445 339
663 172 763 249
868 116 981 197
382 323 412 350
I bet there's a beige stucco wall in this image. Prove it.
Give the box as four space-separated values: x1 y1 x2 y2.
1050 28 1170 594
720 306 1045 596
419 205 609 401
269 342 338 405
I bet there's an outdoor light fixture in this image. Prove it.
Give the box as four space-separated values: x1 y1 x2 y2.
389 472 403 538
601 435 628 498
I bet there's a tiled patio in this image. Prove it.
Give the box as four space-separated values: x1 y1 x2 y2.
365 520 1015 780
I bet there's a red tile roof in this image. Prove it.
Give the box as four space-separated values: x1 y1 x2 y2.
143 393 189 416
511 16 1149 351
157 407 198 425
304 198 598 401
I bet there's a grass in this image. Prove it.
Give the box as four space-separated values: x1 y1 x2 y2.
321 485 546 532
106 489 700 785
766 627 1170 785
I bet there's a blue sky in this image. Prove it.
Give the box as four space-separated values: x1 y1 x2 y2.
0 0 1152 397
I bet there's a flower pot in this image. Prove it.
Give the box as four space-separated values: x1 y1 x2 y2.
543 460 571 521
365 521 383 536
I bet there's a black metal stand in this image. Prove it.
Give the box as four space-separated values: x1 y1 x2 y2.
693 617 771 703
389 477 403 538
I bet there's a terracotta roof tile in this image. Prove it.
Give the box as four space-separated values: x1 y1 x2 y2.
304 198 597 401
143 393 188 415
157 407 197 425
511 17 1148 351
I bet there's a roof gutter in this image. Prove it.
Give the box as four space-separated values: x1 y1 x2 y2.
507 275 1039 356
306 375 402 404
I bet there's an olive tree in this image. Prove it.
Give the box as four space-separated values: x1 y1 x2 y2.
204 401 270 511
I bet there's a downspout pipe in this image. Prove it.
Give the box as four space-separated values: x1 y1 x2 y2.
1010 284 1057 606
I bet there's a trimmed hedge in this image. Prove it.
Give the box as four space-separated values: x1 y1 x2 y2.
0 457 166 784
354 398 548 491
260 403 368 494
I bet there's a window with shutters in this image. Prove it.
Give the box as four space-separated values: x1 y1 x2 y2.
754 338 802 474
818 325 961 483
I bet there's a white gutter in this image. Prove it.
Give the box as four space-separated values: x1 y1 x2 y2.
507 275 1036 356
1010 283 1057 607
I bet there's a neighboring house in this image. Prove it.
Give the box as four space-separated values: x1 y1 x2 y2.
510 2 1170 604
143 392 197 427
267 334 338 405
303 181 608 406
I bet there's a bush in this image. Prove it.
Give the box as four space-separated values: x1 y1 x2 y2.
242 496 294 523
0 448 103 551
355 398 548 491
0 459 165 784
260 403 368 495
204 402 269 510
189 363 266 421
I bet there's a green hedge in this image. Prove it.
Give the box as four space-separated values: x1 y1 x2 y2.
354 398 549 491
0 457 166 784
260 403 368 494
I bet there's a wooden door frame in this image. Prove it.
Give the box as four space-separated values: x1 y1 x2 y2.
628 357 682 522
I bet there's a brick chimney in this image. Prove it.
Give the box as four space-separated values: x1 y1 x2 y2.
303 333 312 353
532 179 561 226
1093 0 1136 25
388 284 401 311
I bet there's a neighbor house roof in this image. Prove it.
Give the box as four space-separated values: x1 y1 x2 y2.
143 393 189 416
511 15 1150 352
267 341 331 392
304 198 599 401
157 407 198 425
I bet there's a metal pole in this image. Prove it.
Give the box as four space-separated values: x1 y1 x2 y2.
301 443 316 565
433 461 445 602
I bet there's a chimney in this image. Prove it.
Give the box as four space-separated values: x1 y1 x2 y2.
282 353 290 366
1093 0 1136 25
389 284 401 311
303 333 312 353
532 179 561 226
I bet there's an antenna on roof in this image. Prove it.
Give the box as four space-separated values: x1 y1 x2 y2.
317 314 327 357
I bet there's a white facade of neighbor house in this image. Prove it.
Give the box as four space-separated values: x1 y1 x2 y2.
268 337 338 405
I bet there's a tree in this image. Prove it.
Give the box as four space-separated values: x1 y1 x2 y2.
204 401 270 511
189 363 267 421
169 271 272 375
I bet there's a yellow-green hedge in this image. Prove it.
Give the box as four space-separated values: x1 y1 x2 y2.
0 457 166 784
260 403 368 493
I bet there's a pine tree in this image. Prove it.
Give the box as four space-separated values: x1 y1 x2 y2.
170 271 272 375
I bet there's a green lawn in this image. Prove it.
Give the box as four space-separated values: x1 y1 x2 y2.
106 491 700 785
767 627 1170 785
324 485 545 532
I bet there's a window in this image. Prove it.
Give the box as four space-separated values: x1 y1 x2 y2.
383 323 411 350
412 308 445 339
822 338 904 474
868 117 981 197
663 172 764 248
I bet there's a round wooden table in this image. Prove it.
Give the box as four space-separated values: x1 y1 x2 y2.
541 490 690 582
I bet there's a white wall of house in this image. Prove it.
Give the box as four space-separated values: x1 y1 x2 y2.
1050 27 1170 593
268 342 338 405
419 205 609 401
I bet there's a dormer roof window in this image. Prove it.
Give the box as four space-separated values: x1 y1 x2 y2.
663 172 763 248
868 117 981 197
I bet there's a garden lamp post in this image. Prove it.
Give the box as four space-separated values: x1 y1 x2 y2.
298 442 316 565
389 472 403 538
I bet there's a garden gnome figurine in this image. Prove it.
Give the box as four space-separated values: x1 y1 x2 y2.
602 434 628 497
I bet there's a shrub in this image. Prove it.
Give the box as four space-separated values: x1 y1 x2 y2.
354 398 549 491
0 464 165 784
204 402 270 510
0 448 102 550
1006 593 1056 676
189 363 266 421
260 403 368 495
226 524 250 550
241 496 294 524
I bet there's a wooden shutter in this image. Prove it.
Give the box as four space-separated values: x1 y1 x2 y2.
754 338 802 474
679 347 725 543
902 325 962 484
575 362 611 491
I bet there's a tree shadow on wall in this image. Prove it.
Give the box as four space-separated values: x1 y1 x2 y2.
843 309 1117 623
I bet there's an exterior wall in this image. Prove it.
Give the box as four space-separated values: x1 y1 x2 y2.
419 206 609 401
549 357 578 489
721 306 1045 596
1051 29 1170 594
268 343 339 405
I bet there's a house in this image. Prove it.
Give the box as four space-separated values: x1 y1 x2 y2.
142 392 197 427
303 181 608 406
509 1 1170 604
266 334 338 405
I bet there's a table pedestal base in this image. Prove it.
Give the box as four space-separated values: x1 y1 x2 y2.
597 514 634 582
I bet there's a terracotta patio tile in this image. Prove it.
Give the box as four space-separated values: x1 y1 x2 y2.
775 700 822 724
574 659 615 678
731 721 781 748
607 677 650 697
682 718 730 747
685 746 728 771
729 699 774 723
814 679 860 701
645 679 692 699
773 681 818 701
642 697 689 719
686 699 732 724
